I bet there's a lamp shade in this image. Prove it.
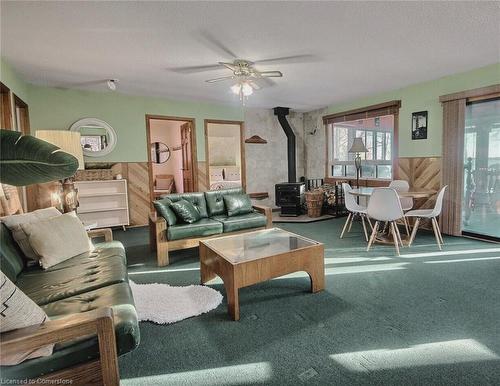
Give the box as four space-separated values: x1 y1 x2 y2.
35 130 84 170
348 137 368 153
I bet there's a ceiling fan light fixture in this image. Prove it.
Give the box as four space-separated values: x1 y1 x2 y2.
241 82 253 96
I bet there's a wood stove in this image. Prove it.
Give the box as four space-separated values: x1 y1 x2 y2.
275 182 305 216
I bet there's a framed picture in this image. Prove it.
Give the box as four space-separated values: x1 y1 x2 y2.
412 111 428 140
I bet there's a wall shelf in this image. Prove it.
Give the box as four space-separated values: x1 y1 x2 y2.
245 135 267 144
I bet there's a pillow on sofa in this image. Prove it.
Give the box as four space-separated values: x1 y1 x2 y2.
0 207 61 265
21 213 92 269
154 197 177 226
170 199 201 224
223 194 253 217
0 271 54 365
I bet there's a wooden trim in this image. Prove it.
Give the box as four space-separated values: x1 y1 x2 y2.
0 308 119 385
0 82 13 130
439 84 500 103
204 119 246 191
322 100 401 123
145 115 198 206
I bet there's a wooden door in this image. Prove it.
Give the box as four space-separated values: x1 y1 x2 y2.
180 122 194 192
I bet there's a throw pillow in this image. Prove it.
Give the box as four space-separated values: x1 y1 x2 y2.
170 199 201 224
0 207 62 264
21 212 92 269
0 272 54 365
224 166 241 182
209 167 224 182
223 194 253 217
154 197 177 226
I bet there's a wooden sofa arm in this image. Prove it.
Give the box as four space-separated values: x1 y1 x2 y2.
1 308 119 386
87 228 113 242
149 212 169 267
253 204 273 228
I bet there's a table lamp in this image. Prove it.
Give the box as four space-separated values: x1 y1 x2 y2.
35 130 84 213
348 137 368 188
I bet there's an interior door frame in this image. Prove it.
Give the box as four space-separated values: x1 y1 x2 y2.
204 119 246 191
145 115 198 206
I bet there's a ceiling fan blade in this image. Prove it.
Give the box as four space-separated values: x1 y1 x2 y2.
167 64 223 74
258 71 283 78
253 77 277 88
205 76 235 83
248 81 262 90
253 54 318 65
198 31 238 59
219 62 238 71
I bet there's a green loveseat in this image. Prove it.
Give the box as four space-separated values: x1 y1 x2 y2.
150 188 272 266
0 224 140 385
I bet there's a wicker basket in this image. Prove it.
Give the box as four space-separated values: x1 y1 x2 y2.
305 190 324 218
74 169 114 181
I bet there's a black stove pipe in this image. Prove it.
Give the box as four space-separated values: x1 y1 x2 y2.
273 107 296 183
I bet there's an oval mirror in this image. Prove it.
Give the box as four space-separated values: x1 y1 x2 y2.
69 118 117 157
151 142 171 164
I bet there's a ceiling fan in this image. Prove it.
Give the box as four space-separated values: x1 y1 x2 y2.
167 32 317 101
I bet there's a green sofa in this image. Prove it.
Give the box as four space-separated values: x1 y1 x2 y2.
0 223 140 384
150 188 272 266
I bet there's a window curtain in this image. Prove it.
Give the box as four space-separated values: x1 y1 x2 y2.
440 99 466 236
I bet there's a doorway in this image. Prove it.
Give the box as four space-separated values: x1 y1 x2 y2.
204 120 246 191
145 115 198 204
462 97 500 241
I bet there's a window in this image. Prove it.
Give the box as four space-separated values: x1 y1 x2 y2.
328 115 394 179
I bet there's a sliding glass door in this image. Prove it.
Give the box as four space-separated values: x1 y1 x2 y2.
462 97 500 240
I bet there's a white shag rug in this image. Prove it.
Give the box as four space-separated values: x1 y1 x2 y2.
130 281 223 324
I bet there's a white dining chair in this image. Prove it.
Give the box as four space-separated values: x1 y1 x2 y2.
340 183 372 241
366 188 405 255
405 186 448 250
389 179 413 235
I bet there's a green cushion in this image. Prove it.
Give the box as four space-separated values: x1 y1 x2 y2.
205 188 244 217
212 212 267 233
154 197 177 226
0 223 25 282
17 242 128 306
170 199 201 224
224 194 253 217
167 218 222 241
164 192 208 218
1 282 140 380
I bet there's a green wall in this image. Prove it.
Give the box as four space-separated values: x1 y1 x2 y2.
28 85 244 162
0 58 29 103
326 63 500 157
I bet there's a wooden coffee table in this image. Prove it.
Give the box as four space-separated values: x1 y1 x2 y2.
199 228 325 320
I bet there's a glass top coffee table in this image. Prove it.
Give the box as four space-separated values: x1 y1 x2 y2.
200 228 325 320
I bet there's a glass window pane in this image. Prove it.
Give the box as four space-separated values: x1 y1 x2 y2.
385 133 392 160
333 126 349 161
361 165 376 178
365 131 373 160
346 165 357 177
376 132 384 160
332 165 344 177
377 165 392 179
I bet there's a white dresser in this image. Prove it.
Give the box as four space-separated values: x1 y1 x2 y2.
75 179 130 229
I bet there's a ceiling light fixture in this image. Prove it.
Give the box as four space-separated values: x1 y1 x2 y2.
107 79 119 91
231 81 253 103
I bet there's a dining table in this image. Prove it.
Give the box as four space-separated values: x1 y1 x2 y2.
348 187 437 245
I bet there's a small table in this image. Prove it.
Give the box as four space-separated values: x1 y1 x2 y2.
349 187 437 245
199 228 325 321
349 187 436 199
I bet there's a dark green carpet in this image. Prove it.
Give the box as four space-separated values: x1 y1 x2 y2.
114 219 500 385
